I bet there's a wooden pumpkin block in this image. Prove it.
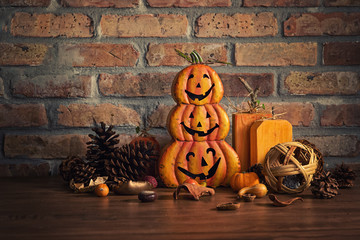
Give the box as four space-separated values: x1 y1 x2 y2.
232 112 272 172
250 119 293 167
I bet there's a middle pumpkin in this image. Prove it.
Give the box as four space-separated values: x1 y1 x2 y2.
168 104 230 142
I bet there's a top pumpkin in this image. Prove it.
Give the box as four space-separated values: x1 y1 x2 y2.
171 51 224 105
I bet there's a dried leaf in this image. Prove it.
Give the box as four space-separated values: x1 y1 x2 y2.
113 180 153 195
69 176 108 193
268 194 303 207
173 183 215 201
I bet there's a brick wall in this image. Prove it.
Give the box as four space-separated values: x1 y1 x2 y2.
0 0 359 176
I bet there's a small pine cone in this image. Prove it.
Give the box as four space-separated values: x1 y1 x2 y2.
311 171 339 199
105 141 158 181
332 163 356 188
248 164 265 183
59 156 85 182
72 163 97 185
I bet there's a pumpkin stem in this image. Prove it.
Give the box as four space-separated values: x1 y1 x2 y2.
175 49 192 63
175 49 231 65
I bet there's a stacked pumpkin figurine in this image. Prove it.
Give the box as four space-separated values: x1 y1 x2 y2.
159 50 240 188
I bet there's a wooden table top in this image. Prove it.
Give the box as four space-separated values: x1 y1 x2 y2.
1 167 360 240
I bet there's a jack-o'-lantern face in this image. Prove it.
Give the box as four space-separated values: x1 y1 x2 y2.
168 104 230 141
177 147 221 180
172 64 224 105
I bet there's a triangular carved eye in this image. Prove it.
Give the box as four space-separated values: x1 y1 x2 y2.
189 112 194 118
206 112 211 118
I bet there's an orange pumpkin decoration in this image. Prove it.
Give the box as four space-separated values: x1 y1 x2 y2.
172 63 223 105
168 104 229 142
230 172 260 192
94 184 109 197
159 140 240 188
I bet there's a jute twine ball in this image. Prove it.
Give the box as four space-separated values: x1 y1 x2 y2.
264 142 319 194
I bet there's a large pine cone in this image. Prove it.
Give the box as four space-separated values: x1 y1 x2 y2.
86 122 119 176
105 140 159 182
332 163 356 188
59 156 85 182
311 171 339 199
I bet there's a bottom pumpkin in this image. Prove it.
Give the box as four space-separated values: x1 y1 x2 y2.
159 140 240 188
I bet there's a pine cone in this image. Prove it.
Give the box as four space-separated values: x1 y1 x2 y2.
86 122 119 176
105 140 158 182
248 164 265 183
72 163 97 184
311 171 339 199
332 163 356 188
59 156 85 182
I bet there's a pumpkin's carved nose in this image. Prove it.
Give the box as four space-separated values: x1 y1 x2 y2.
201 157 208 166
197 122 202 127
196 83 201 88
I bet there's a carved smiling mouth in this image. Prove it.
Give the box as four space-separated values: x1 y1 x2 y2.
177 158 221 180
185 83 215 101
180 122 219 137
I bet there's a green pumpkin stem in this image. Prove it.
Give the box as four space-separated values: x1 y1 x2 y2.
175 49 232 65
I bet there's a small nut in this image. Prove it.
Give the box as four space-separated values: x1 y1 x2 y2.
138 190 158 202
242 193 256 202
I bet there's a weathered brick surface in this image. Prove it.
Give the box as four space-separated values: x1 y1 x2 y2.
0 43 49 66
0 104 48 127
236 42 317 66
284 13 360 36
243 0 320 7
60 0 139 8
148 104 175 128
11 13 93 38
4 134 89 159
147 0 231 7
57 103 140 127
195 13 277 37
321 104 360 126
267 102 315 127
59 43 139 67
0 163 50 177
100 14 188 37
220 73 274 97
0 0 50 6
325 0 360 6
0 77 4 97
323 42 360 65
285 72 360 95
146 43 228 66
99 73 175 97
12 75 92 98
304 135 360 157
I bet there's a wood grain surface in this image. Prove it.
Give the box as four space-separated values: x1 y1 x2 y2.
1 166 359 240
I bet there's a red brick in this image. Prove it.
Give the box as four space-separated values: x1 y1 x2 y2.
11 13 93 38
59 43 139 67
99 73 176 97
321 104 360 126
303 135 360 157
325 0 360 6
285 72 360 95
147 0 231 7
0 104 48 127
220 73 274 97
195 13 277 37
146 43 228 66
0 163 50 177
323 42 360 65
235 42 317 66
243 0 320 6
148 104 175 128
0 0 50 6
266 102 315 126
12 75 92 98
0 77 4 97
60 0 139 8
100 14 188 37
0 43 49 66
57 103 140 127
4 134 89 159
284 13 360 36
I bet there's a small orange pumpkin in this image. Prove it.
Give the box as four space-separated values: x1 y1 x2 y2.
230 172 260 192
168 104 229 141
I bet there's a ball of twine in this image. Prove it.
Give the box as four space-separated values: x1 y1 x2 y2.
264 142 318 194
